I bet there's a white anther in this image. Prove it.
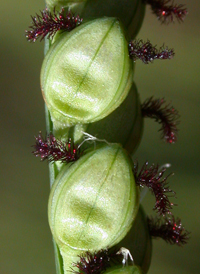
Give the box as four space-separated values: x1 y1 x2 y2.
77 132 111 149
158 163 171 172
116 247 134 266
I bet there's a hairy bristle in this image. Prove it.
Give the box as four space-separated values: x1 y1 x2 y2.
32 132 80 163
133 161 175 215
141 97 179 144
25 8 82 42
144 0 188 23
148 215 190 245
129 39 175 64
72 249 121 274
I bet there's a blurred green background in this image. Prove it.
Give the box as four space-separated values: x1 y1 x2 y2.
0 0 199 273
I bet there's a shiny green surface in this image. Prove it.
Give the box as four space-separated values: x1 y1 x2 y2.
41 17 133 127
0 0 199 273
48 144 139 273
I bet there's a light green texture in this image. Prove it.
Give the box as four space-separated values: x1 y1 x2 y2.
46 0 145 38
104 265 144 274
48 144 139 273
41 17 133 129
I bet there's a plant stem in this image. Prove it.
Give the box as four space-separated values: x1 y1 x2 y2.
44 37 64 274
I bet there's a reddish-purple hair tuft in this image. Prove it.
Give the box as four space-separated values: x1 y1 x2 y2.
133 161 175 215
144 0 188 23
141 97 179 144
32 132 80 163
25 8 82 42
129 39 175 64
148 215 190 246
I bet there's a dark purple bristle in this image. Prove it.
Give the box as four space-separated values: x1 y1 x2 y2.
32 132 80 163
144 0 188 23
133 161 175 215
141 97 179 144
73 249 121 274
148 215 190 245
25 8 82 42
129 39 175 64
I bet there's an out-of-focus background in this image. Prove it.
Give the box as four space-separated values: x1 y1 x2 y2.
0 0 199 273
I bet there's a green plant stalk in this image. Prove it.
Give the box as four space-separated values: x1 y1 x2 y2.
44 37 64 274
46 105 65 274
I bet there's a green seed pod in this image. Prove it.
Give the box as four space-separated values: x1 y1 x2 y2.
48 143 139 273
84 83 143 155
104 265 144 274
46 0 145 38
41 17 133 130
115 206 152 274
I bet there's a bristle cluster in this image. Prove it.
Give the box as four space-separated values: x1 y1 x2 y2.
144 0 188 23
133 161 175 215
148 215 190 246
32 132 80 163
141 97 179 144
73 249 118 274
25 8 82 42
129 39 175 64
